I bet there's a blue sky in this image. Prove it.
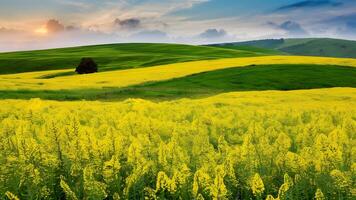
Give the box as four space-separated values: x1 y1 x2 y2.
172 0 301 19
0 0 355 51
0 0 306 20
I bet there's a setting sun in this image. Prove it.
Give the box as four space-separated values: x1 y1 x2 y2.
34 27 48 34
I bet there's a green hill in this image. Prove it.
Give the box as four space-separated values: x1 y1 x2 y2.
1 64 355 101
212 38 356 58
0 43 264 75
207 45 285 55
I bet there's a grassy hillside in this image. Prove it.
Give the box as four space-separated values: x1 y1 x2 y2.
280 38 356 58
1 63 355 100
208 45 284 55
0 43 263 75
212 38 356 58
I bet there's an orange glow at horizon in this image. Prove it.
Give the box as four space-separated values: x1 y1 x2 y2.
34 27 48 35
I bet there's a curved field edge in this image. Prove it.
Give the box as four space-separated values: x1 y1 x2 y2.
0 87 355 108
113 64 356 100
0 88 355 199
1 56 356 91
1 64 355 101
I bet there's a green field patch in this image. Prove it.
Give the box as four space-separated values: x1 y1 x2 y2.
117 64 356 98
208 45 285 55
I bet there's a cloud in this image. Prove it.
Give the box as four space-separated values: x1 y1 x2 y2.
57 0 94 10
269 21 308 37
322 13 356 29
46 19 65 33
114 18 141 30
130 30 169 42
0 27 19 34
265 0 356 39
277 0 343 11
317 13 356 38
65 25 80 31
199 28 227 39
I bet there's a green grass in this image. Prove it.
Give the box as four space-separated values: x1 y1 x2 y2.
212 38 356 58
1 64 355 101
280 38 356 58
208 45 284 55
0 43 263 75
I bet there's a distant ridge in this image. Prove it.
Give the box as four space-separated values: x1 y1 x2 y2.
210 38 356 58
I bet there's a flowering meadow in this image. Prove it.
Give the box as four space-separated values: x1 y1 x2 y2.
1 88 355 199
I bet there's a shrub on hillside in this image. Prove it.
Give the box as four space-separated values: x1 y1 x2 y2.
75 58 98 74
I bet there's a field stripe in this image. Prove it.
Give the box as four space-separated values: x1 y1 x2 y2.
1 56 356 90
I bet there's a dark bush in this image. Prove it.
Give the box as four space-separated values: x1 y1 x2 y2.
75 58 98 74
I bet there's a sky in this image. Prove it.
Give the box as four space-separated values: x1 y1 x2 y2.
0 0 355 51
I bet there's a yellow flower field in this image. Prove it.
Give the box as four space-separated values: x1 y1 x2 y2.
1 56 356 90
1 88 355 199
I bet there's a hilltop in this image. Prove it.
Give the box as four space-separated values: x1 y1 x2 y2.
211 38 356 58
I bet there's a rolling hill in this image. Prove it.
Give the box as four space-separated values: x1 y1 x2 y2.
0 40 355 101
1 56 355 100
0 43 267 75
1 55 355 90
211 38 356 58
